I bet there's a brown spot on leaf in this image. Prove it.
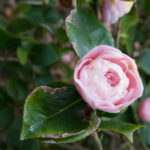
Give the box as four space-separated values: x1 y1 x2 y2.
41 130 85 139
41 86 67 95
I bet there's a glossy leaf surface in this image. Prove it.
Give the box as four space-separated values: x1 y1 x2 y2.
21 86 100 143
66 9 114 58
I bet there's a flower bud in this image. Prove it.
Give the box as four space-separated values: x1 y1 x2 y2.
101 0 134 25
138 98 150 122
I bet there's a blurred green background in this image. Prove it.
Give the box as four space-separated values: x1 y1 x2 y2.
0 0 150 150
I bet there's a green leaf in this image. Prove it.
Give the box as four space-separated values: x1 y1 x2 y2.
55 28 68 44
6 77 28 103
29 44 58 66
119 9 138 54
0 107 14 131
20 139 41 150
0 90 13 105
77 0 84 7
137 49 150 75
0 28 20 51
17 47 29 65
139 122 150 145
6 117 40 150
25 5 62 27
143 0 150 14
13 4 31 15
36 112 100 144
120 15 138 32
7 117 22 148
98 121 142 143
21 86 100 143
0 18 5 29
66 9 114 58
35 73 52 86
7 17 34 34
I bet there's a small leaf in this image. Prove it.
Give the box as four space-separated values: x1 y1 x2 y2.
7 117 22 148
139 122 150 145
13 4 31 15
6 117 40 150
17 47 29 65
7 18 34 34
21 86 100 143
0 90 13 105
137 49 150 75
6 77 28 103
0 107 14 131
98 121 142 143
25 5 62 26
55 28 69 44
77 0 84 7
143 0 150 14
29 44 58 66
119 9 138 54
35 74 52 86
0 28 20 51
66 9 114 58
120 15 138 32
0 18 5 29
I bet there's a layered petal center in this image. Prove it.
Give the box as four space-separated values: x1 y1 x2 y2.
105 69 120 87
79 57 129 103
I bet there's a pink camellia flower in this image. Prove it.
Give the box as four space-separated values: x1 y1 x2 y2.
74 45 143 113
101 0 134 25
138 98 150 122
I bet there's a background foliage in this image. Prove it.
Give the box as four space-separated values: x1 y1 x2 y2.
0 0 150 150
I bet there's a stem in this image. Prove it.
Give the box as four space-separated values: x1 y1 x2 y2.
72 0 77 8
116 21 121 49
93 132 103 150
